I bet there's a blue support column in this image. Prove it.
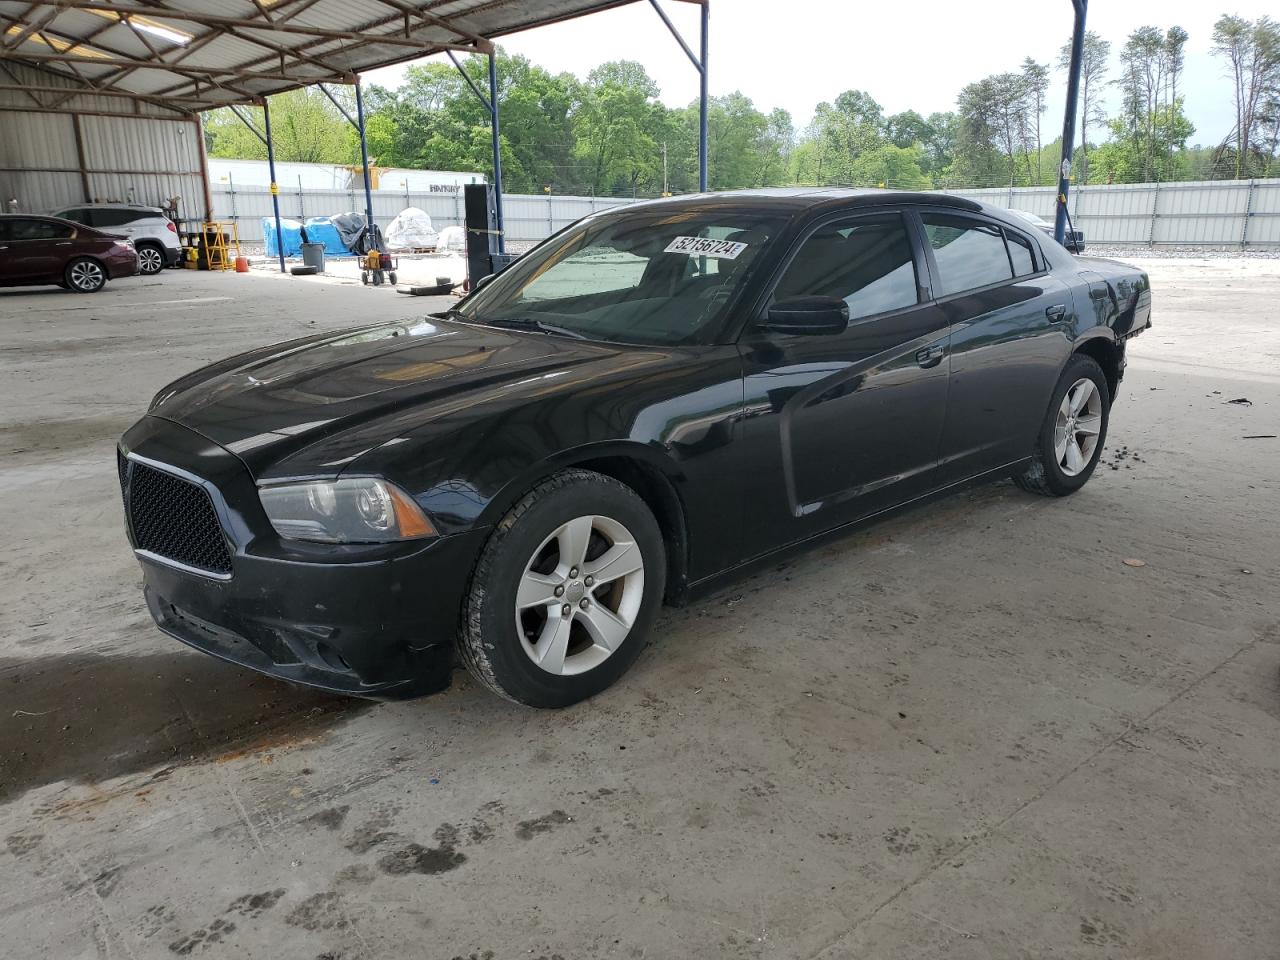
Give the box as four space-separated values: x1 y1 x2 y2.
261 97 286 274
1055 0 1087 246
699 1 708 192
354 77 377 251
648 0 709 192
488 52 505 254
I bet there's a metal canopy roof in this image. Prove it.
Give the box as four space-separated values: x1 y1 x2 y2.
0 0 643 116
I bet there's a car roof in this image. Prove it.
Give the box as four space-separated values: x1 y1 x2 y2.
54 202 163 210
0 213 80 223
615 186 987 217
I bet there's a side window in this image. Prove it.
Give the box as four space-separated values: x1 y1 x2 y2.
923 214 1014 297
772 214 919 321
95 209 141 227
57 208 90 225
10 219 72 240
1006 230 1037 276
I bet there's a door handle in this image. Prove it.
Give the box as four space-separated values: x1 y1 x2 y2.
1045 304 1067 322
915 345 944 369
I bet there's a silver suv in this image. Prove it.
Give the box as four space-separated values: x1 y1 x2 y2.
48 203 182 275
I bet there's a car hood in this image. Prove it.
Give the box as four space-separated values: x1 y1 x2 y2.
151 317 627 475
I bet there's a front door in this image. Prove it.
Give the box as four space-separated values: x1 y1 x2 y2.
4 218 74 283
736 211 951 561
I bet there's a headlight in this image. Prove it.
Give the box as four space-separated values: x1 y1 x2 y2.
258 478 436 543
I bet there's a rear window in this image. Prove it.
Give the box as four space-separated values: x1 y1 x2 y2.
1006 231 1037 276
923 215 1014 296
94 208 151 227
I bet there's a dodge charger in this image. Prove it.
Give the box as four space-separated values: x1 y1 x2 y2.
119 189 1151 707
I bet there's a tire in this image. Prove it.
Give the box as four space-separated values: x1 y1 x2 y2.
136 243 165 275
458 469 666 707
360 271 370 285
387 271 398 285
64 257 107 293
1014 354 1110 497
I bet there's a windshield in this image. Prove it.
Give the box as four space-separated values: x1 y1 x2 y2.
455 207 785 345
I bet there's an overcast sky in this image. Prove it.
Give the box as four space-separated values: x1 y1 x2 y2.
364 0 1275 148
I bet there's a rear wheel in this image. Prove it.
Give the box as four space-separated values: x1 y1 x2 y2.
136 243 165 275
65 257 106 293
1015 354 1110 497
458 469 665 707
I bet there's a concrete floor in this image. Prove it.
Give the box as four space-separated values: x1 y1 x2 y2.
0 259 1277 959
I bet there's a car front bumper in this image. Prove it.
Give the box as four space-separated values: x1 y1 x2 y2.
121 416 489 699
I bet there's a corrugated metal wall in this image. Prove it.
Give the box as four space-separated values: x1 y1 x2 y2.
945 179 1280 247
211 186 634 243
214 179 1280 248
0 63 205 218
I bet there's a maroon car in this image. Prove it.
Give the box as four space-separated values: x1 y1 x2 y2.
0 214 140 293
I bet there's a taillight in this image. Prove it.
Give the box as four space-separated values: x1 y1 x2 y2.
165 221 177 233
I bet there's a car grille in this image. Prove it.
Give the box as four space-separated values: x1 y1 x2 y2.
120 455 233 577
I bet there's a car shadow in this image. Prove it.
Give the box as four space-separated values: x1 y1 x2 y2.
0 287 72 298
0 649 372 802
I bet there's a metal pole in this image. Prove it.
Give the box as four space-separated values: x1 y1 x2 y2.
261 97 286 274
1054 0 1087 245
354 77 377 252
488 52 505 254
194 113 214 224
699 1 709 192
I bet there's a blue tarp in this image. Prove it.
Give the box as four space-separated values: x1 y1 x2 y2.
302 217 351 256
262 217 304 257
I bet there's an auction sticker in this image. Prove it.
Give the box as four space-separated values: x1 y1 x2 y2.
663 236 748 259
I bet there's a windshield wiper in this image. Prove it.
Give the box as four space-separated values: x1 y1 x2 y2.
484 317 589 340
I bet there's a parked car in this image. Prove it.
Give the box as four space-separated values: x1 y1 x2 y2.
119 189 1151 707
0 214 139 292
1009 208 1086 252
49 203 181 275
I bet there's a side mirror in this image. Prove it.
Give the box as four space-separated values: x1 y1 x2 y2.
762 296 849 336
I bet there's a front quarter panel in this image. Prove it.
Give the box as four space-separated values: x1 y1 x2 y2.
342 345 748 582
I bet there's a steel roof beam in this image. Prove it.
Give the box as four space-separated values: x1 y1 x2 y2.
13 2 484 50
0 48 348 82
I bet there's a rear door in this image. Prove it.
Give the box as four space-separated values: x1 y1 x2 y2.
919 211 1075 481
736 209 951 557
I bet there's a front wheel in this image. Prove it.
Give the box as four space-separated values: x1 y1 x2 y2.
1014 354 1110 497
65 257 107 293
458 469 666 707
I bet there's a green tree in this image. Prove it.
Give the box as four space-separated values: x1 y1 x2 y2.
1212 15 1280 178
1021 59 1050 182
849 144 930 188
1058 31 1111 184
204 89 358 163
572 60 665 195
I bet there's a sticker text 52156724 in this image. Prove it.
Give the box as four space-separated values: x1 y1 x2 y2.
663 236 749 260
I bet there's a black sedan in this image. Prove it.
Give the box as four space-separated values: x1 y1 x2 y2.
119 189 1151 707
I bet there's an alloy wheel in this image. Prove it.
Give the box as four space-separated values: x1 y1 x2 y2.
139 247 164 273
69 260 104 291
515 514 645 676
1055 377 1103 476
